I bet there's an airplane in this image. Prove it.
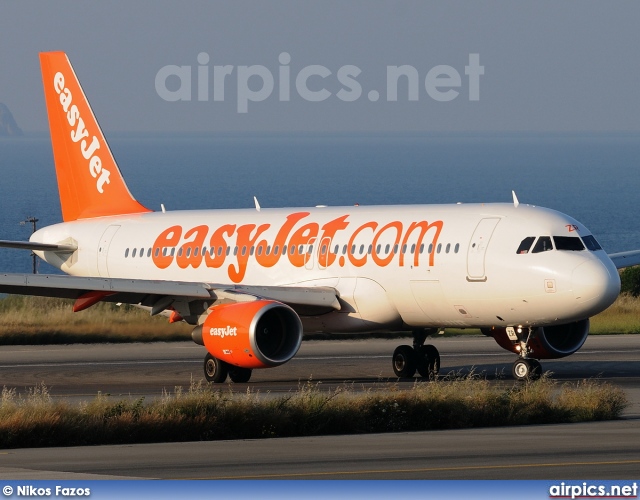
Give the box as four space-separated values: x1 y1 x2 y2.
1 51 639 383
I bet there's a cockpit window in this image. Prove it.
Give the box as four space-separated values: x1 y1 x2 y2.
582 235 603 251
516 236 535 254
531 236 553 253
553 236 585 251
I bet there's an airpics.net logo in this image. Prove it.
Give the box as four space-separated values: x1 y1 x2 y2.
155 52 484 113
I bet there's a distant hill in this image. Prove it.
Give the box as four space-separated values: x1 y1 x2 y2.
0 103 23 136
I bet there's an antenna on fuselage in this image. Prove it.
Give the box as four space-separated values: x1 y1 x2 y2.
512 190 520 208
254 196 261 212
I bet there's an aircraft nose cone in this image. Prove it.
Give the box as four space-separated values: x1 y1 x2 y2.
571 259 620 312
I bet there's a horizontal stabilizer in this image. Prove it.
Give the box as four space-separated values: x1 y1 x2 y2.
0 240 77 252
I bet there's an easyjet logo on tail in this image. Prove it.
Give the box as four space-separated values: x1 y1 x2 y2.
53 72 111 194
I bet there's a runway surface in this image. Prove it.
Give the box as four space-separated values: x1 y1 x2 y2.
0 334 638 479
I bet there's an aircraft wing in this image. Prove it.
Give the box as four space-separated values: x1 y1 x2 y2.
608 250 640 269
0 273 341 317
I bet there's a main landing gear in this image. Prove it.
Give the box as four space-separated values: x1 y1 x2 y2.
204 353 253 383
392 329 440 379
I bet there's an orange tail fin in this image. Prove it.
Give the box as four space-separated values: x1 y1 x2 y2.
39 52 150 221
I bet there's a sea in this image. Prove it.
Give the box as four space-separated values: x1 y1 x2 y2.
1 132 640 275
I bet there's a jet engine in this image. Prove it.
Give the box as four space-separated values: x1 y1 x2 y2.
192 300 303 369
486 319 590 359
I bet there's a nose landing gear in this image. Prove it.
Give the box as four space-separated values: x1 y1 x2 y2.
512 358 542 381
392 328 440 379
509 326 542 381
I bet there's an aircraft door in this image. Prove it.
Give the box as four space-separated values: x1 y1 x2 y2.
317 237 332 270
466 218 500 281
97 225 120 277
304 238 316 270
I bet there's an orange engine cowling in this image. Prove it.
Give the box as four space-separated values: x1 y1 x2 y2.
191 300 303 369
485 319 590 360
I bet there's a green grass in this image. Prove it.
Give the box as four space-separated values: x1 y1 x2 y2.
0 376 627 448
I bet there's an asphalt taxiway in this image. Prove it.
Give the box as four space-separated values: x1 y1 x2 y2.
0 335 638 479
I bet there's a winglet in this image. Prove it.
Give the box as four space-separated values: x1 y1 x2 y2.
512 190 520 208
39 52 150 221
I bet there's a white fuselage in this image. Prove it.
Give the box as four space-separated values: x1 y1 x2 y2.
31 202 620 333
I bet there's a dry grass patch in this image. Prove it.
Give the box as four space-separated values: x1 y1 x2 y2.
0 295 190 343
0 376 627 448
590 294 640 334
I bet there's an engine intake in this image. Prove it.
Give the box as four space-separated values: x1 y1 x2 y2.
487 319 590 359
192 300 303 369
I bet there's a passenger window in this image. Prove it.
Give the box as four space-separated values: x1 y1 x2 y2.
582 235 603 251
454 243 460 253
147 248 152 258
125 248 129 258
132 248 137 258
554 236 585 251
517 236 535 254
531 236 553 253
446 243 450 253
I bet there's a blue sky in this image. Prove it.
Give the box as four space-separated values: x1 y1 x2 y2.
1 1 638 133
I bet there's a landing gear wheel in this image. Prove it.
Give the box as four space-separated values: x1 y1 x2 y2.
392 345 417 378
204 353 229 383
417 344 440 379
229 367 252 383
512 358 542 381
